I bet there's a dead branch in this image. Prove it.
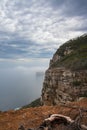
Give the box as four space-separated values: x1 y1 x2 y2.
18 107 87 130
39 114 87 130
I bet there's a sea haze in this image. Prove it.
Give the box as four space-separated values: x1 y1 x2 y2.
0 59 49 111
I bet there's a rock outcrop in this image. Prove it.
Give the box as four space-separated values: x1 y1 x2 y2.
41 34 87 105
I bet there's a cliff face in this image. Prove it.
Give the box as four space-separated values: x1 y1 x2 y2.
41 68 87 105
41 34 87 105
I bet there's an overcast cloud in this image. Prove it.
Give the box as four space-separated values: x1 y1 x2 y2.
0 0 87 59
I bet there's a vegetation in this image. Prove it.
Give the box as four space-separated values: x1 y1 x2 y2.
21 98 41 109
82 93 87 97
51 34 87 70
72 80 82 86
79 92 87 97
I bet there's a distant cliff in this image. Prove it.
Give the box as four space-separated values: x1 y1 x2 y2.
41 34 87 105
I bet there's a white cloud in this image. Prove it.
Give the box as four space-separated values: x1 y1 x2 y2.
0 0 87 59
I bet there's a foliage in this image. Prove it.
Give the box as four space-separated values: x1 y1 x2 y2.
21 98 41 109
79 92 87 97
51 34 87 70
72 80 82 86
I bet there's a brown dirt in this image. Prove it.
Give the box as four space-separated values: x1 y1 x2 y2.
0 98 87 130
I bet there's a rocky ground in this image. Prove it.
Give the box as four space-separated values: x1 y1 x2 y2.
0 98 87 130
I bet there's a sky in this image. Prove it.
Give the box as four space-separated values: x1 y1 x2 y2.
0 0 87 60
0 0 87 110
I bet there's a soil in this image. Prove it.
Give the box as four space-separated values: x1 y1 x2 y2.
0 98 87 130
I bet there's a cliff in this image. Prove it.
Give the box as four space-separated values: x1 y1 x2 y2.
41 34 87 105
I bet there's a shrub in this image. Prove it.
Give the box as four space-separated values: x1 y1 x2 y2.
21 98 41 109
72 80 82 86
50 34 87 71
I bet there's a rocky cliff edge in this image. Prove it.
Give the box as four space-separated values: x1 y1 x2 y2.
41 34 87 105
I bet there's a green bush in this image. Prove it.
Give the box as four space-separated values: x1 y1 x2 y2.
51 34 87 70
72 80 82 86
21 98 41 109
79 92 87 97
83 93 87 97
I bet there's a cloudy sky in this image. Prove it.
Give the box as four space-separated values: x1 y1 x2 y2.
0 0 87 60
